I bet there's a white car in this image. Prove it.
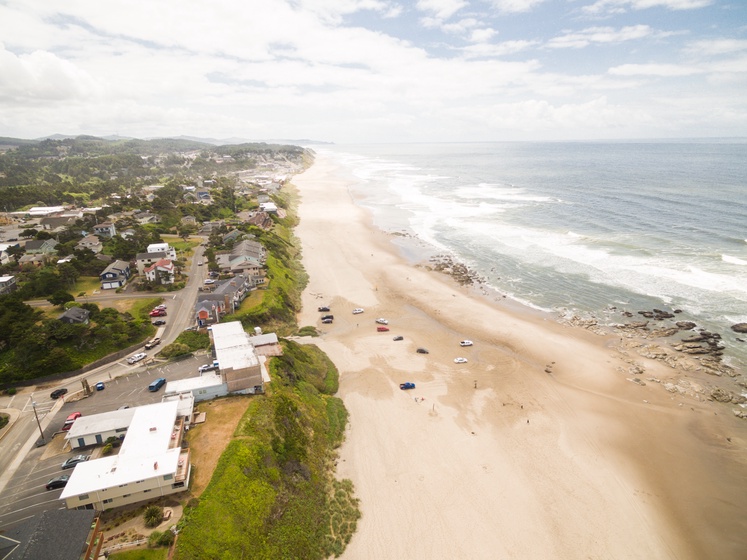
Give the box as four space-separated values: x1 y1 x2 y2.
459 340 473 347
375 318 388 325
127 352 147 364
204 279 215 284
352 308 364 314
454 357 468 364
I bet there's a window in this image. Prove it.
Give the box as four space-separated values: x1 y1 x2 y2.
103 498 113 504
123 494 131 498
172 482 185 489
163 474 173 481
79 494 89 500
144 489 152 493
115 428 127 433
136 480 145 484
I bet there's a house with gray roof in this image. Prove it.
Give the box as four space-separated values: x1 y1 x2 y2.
99 260 130 289
59 307 90 324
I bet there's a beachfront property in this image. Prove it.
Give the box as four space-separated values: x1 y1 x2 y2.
165 321 270 401
92 222 116 238
64 408 137 450
60 401 191 511
0 275 17 295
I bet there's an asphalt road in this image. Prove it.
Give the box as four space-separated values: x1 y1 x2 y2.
0 241 210 530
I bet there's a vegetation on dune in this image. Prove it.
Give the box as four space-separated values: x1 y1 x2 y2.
175 340 358 560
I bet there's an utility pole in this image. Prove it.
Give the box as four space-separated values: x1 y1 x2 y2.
32 401 45 443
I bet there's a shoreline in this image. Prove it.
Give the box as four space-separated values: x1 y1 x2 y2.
293 154 747 559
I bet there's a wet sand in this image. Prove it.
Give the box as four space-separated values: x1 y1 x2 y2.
293 154 747 560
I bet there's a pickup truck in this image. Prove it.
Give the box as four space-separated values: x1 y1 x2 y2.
144 337 161 350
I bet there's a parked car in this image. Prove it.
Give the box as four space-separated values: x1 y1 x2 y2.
149 377 167 392
393 335 404 341
62 412 81 432
61 454 90 470
209 271 220 278
50 387 68 399
375 318 388 325
377 326 390 332
321 315 334 321
144 337 161 350
399 382 416 390
321 318 333 324
416 348 429 354
318 306 330 312
454 357 468 364
45 475 70 490
198 261 203 266
127 352 147 364
352 308 364 314
95 381 105 391
198 364 219 373
460 340 473 347
155 304 167 310
204 279 215 285
149 309 166 317
152 320 166 326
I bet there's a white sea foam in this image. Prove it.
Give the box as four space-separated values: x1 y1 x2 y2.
722 254 747 266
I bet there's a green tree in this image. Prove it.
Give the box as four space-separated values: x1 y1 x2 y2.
48 290 74 306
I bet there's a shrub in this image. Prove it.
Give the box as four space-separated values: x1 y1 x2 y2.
144 505 164 528
102 443 113 455
148 530 163 547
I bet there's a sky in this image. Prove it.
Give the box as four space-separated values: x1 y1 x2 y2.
0 0 745 143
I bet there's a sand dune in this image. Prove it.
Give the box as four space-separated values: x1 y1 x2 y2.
293 154 747 560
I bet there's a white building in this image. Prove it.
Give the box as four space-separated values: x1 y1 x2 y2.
60 401 190 511
146 242 176 261
65 408 135 450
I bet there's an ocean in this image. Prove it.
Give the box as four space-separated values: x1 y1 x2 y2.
312 141 747 371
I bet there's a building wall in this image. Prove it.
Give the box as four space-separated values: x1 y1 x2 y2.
64 466 190 510
70 427 128 450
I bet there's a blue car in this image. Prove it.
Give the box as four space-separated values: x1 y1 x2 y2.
399 382 416 390
95 382 105 391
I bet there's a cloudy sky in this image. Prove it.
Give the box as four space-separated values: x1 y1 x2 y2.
0 0 745 143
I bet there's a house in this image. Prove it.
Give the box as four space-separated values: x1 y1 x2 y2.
99 260 130 289
194 275 250 325
222 229 244 245
258 202 278 213
147 242 176 260
246 211 274 230
65 407 136 449
135 251 167 275
23 239 59 255
60 401 191 510
92 222 116 238
18 254 45 267
181 215 197 226
75 234 103 254
144 259 175 285
0 243 19 265
0 509 102 560
39 215 75 232
59 307 91 324
133 211 160 224
0 275 17 295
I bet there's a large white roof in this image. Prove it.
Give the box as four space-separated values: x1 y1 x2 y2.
60 401 180 499
164 373 224 395
210 321 259 371
65 408 136 440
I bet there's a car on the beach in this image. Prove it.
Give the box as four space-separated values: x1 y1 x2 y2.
50 387 68 399
454 357 468 364
62 455 90 470
318 306 330 312
460 340 473 347
321 314 334 321
399 382 416 390
322 318 333 324
95 381 105 391
416 348 429 354
393 335 404 341
45 475 70 490
375 318 388 325
127 352 147 364
152 320 166 326
377 326 390 332
352 308 364 314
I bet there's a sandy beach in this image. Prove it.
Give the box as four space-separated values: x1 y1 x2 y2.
293 154 747 560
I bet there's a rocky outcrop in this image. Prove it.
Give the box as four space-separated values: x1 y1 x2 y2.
731 323 747 333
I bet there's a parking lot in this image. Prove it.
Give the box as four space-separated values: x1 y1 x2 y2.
0 353 214 531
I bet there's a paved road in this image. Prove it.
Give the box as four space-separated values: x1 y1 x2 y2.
0 241 208 529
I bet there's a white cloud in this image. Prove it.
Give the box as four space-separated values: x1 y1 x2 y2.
547 25 660 49
684 39 747 56
608 62 702 76
486 0 547 14
470 28 498 43
460 40 538 58
416 0 467 20
583 0 713 16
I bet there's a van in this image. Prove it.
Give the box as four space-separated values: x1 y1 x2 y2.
149 378 166 392
62 412 81 431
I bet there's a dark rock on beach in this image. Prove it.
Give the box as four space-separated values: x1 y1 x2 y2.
731 323 747 334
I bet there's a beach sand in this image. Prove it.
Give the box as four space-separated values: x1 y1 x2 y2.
293 154 747 560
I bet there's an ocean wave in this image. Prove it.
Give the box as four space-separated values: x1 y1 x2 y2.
723 254 747 266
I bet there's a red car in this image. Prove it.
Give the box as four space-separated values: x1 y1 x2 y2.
377 326 390 332
149 309 167 317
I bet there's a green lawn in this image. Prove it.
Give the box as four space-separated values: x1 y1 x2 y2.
109 548 168 560
73 276 102 296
